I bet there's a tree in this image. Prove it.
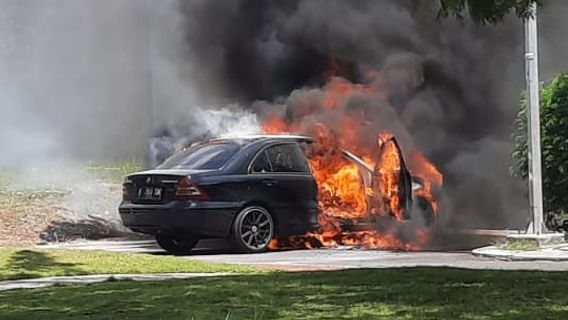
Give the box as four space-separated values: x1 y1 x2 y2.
512 74 568 230
438 0 542 24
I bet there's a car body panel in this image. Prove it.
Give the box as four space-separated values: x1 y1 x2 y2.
119 200 238 237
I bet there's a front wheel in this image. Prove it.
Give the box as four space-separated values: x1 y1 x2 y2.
232 206 274 253
155 234 199 255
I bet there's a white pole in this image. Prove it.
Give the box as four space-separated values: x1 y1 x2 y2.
524 2 545 234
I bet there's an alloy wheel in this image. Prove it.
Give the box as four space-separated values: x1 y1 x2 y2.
238 207 274 251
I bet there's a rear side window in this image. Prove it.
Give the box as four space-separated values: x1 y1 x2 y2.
251 151 272 173
260 144 310 173
158 143 240 170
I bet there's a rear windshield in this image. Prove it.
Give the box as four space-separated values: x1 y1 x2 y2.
157 143 240 170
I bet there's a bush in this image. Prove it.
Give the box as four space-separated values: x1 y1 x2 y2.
512 73 568 230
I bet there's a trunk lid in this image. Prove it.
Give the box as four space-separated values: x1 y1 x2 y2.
125 169 212 204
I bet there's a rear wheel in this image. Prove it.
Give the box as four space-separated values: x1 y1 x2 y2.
232 206 274 253
155 234 199 255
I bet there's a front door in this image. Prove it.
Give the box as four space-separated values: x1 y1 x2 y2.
249 143 318 235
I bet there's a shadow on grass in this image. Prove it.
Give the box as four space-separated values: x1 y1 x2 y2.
7 250 81 279
2 268 568 319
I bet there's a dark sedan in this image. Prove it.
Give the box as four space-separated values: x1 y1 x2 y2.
119 135 320 253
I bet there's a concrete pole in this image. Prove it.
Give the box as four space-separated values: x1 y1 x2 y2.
145 0 155 132
524 2 545 234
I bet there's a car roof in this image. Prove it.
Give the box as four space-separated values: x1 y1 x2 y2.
209 134 313 146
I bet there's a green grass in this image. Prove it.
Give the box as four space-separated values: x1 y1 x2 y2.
1 268 568 319
0 170 17 189
0 189 68 205
0 159 143 188
85 159 144 182
0 248 256 280
501 239 540 251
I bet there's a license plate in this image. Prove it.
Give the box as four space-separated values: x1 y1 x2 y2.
137 187 162 200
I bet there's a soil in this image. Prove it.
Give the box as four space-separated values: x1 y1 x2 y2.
0 193 60 246
0 183 144 247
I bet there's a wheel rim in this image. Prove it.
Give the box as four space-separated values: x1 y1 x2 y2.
239 207 273 250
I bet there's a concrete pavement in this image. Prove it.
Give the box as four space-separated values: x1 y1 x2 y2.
39 239 568 271
473 243 568 261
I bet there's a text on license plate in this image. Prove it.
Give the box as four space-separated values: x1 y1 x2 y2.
137 187 162 200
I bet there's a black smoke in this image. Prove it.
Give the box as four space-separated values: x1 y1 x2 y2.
178 0 531 230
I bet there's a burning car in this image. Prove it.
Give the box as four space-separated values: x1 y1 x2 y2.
120 131 440 253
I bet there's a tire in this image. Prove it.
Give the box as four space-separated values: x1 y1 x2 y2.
155 234 199 255
232 206 274 253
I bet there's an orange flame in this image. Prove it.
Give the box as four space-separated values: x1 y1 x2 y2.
408 151 443 215
262 76 442 251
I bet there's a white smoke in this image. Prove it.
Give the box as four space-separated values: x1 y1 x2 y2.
147 107 261 167
198 107 261 137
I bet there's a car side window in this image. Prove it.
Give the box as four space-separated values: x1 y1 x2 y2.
251 151 272 173
265 144 310 173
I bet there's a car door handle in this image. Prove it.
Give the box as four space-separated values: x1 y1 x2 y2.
262 179 279 187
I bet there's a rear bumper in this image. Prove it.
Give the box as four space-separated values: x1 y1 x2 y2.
119 201 240 238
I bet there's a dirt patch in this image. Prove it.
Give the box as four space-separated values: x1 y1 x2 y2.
0 191 63 246
0 183 145 246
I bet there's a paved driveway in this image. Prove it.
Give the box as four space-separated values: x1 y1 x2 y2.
40 239 568 271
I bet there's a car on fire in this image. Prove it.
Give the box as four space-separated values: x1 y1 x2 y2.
119 135 320 253
119 134 435 254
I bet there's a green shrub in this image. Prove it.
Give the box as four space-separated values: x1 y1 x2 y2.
512 73 568 230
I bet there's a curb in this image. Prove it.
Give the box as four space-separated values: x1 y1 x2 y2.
0 272 235 292
472 246 568 262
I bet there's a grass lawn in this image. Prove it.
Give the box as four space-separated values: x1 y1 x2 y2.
0 248 255 280
1 268 568 319
501 239 540 251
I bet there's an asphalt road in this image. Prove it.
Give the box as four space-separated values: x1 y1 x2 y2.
40 239 568 271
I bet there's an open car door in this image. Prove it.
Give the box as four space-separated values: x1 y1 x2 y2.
342 135 413 221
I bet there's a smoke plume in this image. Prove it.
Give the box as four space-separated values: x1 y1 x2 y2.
176 0 568 230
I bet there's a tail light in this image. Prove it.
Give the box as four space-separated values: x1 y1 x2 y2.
122 183 132 201
175 176 208 200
